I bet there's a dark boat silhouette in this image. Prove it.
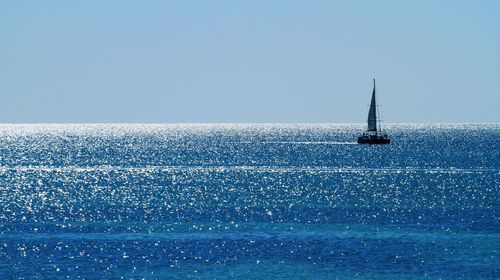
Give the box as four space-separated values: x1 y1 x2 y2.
357 79 390 144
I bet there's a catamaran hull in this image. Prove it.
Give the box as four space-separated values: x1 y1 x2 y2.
357 136 390 144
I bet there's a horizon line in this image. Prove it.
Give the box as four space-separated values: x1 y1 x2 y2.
0 122 498 125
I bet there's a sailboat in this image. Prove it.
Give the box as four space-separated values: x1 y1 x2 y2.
357 79 390 144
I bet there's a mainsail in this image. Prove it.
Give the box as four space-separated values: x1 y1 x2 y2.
367 79 377 131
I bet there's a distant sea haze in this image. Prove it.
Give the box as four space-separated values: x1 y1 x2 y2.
0 124 498 279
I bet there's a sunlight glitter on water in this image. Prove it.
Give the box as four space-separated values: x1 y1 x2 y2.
0 124 498 279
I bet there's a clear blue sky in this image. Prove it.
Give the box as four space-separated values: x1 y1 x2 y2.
1 1 499 123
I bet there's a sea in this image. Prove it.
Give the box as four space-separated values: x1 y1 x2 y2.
0 124 498 279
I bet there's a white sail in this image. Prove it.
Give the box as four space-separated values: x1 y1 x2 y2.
367 79 377 131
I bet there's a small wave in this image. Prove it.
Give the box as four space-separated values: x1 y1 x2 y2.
1 228 496 242
0 165 497 174
258 141 357 145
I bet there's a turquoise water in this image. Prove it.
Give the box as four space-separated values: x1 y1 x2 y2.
0 124 498 279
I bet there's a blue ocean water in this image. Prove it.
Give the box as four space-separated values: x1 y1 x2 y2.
0 124 498 279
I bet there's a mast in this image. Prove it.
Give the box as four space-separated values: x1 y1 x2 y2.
367 79 377 132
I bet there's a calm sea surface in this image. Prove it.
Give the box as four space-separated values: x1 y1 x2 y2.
0 124 498 279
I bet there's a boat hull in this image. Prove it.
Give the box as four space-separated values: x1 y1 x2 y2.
357 135 390 144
